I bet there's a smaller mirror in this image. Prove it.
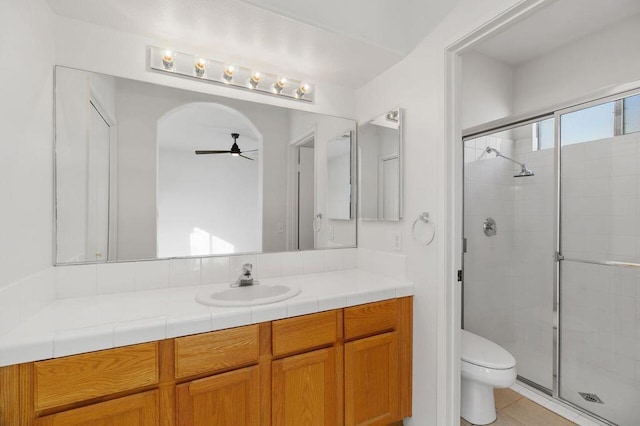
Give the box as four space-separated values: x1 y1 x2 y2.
327 131 355 220
358 108 402 221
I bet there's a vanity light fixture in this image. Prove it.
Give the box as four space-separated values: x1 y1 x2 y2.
386 110 399 122
148 46 314 103
222 64 236 83
273 77 287 94
295 81 312 99
248 71 263 89
162 50 175 70
194 58 207 77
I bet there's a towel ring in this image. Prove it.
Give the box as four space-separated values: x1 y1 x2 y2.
412 212 435 246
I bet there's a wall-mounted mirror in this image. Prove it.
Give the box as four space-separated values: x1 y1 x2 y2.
358 108 402 221
54 66 356 264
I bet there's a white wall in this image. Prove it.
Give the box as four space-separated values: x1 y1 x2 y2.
157 148 260 256
355 0 522 423
0 0 55 288
513 12 640 115
461 51 514 129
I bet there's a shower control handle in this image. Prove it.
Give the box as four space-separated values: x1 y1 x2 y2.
483 217 496 236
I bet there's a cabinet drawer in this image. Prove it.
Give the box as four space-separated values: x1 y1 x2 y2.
272 311 338 357
35 390 159 426
344 299 398 340
34 343 158 410
175 325 259 379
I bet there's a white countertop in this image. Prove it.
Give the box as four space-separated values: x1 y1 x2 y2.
0 269 412 367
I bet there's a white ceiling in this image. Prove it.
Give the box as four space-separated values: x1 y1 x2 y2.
472 0 640 65
46 0 462 88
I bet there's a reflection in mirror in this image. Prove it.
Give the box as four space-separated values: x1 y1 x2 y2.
54 66 356 264
358 108 402 221
327 131 354 220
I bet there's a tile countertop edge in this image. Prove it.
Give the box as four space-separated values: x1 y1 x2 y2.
0 272 413 367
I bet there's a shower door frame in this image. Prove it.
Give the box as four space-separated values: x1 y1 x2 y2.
462 83 640 426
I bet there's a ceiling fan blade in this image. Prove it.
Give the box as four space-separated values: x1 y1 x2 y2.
195 150 232 154
239 154 254 161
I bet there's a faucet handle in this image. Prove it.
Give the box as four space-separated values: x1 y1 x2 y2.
242 263 253 275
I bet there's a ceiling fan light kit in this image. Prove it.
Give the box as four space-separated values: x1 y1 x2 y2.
149 46 314 103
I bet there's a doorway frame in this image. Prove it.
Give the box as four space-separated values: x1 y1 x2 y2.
287 127 317 250
441 0 552 423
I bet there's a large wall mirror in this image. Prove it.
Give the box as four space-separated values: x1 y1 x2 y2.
358 108 402 221
55 66 356 264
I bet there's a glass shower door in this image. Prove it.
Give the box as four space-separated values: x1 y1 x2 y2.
463 120 555 392
558 93 640 425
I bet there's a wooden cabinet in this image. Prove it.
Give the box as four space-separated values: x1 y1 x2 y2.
176 366 260 426
35 391 159 426
2 297 412 426
272 347 339 426
344 333 399 426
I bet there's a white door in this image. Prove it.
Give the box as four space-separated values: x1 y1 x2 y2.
298 145 315 250
86 102 110 261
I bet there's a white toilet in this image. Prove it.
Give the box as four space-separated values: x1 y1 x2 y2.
460 329 517 425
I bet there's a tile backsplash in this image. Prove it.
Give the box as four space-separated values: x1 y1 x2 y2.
55 248 363 299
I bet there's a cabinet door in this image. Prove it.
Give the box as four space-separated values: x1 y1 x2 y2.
345 332 399 426
36 390 158 426
272 347 338 426
176 365 260 426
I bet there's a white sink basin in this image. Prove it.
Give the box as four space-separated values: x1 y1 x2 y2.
196 283 301 307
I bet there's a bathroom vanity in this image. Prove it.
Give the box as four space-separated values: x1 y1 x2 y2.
0 296 412 425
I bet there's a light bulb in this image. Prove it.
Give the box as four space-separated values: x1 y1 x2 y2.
222 64 236 83
231 153 240 157
248 71 263 89
194 58 206 77
272 77 287 94
295 82 312 98
162 50 174 70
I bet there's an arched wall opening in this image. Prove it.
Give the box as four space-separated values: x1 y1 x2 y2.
156 102 263 257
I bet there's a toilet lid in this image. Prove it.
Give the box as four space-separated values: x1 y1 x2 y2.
461 330 516 370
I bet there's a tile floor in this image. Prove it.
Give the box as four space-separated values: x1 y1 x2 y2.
461 388 576 425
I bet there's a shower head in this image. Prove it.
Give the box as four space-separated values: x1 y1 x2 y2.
484 146 534 177
515 164 535 178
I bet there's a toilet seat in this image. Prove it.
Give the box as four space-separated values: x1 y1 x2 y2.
461 330 515 370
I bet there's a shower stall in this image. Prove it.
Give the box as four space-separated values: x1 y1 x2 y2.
463 88 640 425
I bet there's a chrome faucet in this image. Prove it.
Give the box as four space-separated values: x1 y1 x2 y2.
232 263 257 287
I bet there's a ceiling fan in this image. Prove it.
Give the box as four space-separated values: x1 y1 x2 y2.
195 133 257 160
